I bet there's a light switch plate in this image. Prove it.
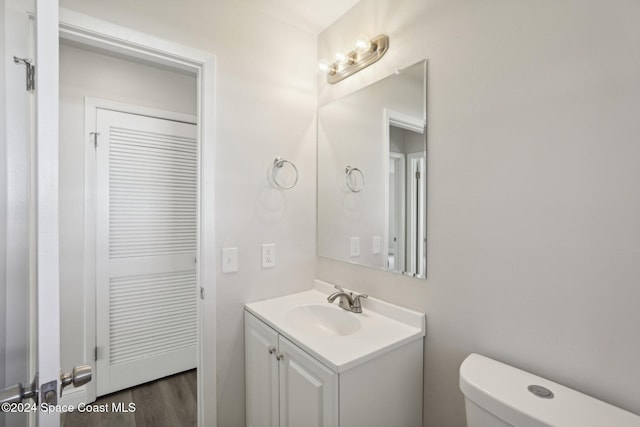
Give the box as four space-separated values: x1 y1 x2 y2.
350 237 360 257
262 244 276 268
222 247 238 273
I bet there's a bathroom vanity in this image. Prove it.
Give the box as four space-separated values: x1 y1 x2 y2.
244 280 426 427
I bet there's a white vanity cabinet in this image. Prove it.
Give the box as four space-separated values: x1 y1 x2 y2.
245 306 424 427
245 311 338 427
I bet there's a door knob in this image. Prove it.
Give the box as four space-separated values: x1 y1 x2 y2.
0 375 38 405
60 365 92 396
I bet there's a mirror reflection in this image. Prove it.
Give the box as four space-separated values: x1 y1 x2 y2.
318 61 427 277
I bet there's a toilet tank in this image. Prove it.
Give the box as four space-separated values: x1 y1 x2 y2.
459 353 640 427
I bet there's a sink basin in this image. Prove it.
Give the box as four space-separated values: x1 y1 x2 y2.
285 304 362 337
246 281 426 371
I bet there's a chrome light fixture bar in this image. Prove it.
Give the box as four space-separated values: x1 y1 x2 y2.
321 34 389 84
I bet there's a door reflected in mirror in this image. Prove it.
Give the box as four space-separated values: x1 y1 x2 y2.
318 61 427 278
387 117 426 276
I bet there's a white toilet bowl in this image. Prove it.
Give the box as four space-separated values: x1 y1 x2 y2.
459 353 640 427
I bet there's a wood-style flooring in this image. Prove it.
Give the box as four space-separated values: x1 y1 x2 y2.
62 369 196 427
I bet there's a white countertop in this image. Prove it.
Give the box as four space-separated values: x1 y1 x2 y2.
245 279 426 373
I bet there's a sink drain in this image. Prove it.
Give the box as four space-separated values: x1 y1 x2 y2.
528 385 554 399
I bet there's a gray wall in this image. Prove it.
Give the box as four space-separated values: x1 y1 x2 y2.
317 1 640 426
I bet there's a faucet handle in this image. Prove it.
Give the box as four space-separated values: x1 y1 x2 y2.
352 294 368 313
333 285 345 293
353 293 368 302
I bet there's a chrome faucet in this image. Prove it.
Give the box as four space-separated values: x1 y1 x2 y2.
327 285 368 313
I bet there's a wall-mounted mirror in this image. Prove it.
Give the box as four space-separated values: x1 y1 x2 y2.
318 61 427 278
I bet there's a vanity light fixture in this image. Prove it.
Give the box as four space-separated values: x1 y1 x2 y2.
318 34 389 84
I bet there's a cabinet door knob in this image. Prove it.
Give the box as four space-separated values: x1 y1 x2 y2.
268 346 276 355
276 353 284 361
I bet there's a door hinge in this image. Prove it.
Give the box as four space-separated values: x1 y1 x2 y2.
200 287 205 300
94 346 98 361
415 171 421 179
90 132 100 148
13 56 35 92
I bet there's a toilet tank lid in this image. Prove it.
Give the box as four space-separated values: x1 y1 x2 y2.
459 353 640 427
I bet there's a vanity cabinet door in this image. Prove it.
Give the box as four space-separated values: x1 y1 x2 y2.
245 312 280 427
278 336 338 427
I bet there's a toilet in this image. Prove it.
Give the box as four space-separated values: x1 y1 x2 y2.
459 353 640 427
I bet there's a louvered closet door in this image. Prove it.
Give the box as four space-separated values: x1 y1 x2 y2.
95 109 198 396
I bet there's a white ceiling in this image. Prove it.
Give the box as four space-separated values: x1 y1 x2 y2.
241 0 360 34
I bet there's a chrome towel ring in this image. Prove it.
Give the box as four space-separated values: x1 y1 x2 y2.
271 157 298 190
345 165 364 192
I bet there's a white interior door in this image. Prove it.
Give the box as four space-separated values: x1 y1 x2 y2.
3 1 63 426
388 153 406 271
2 1 36 426
94 108 198 396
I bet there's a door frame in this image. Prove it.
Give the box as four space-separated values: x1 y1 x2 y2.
406 152 426 277
58 9 217 426
36 1 62 426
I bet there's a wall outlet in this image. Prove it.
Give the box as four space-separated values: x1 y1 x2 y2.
222 247 238 273
262 243 276 268
350 237 360 257
372 236 381 254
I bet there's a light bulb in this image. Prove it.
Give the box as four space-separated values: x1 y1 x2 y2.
318 59 337 75
318 59 331 73
335 52 354 68
335 52 348 63
355 35 372 53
